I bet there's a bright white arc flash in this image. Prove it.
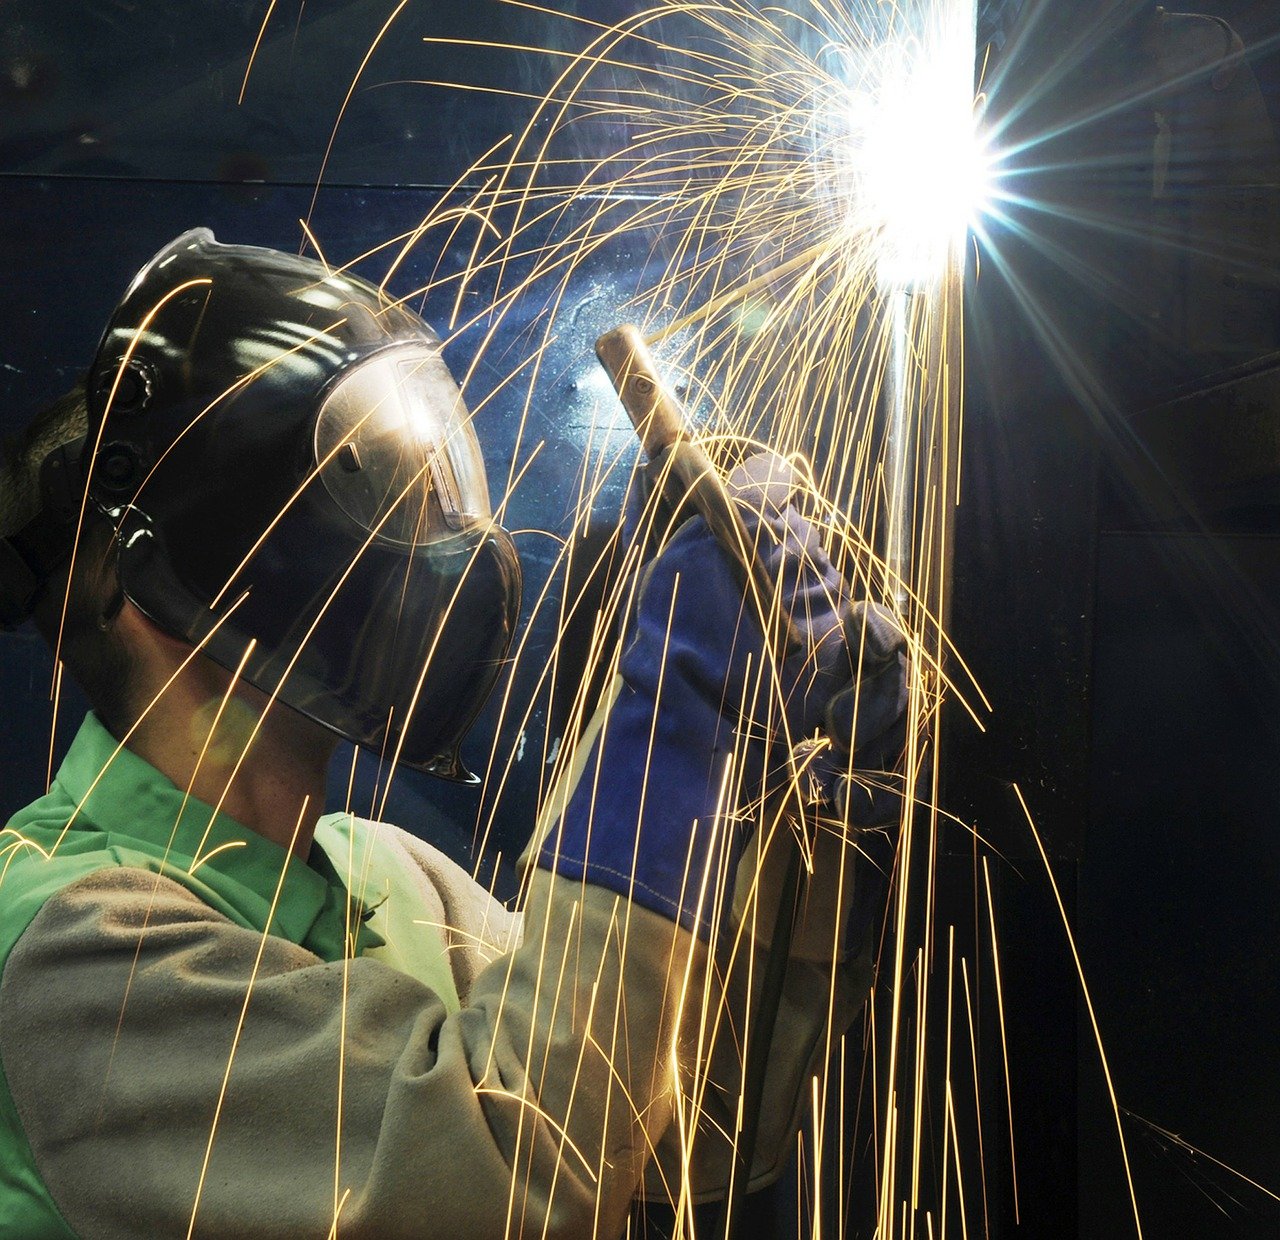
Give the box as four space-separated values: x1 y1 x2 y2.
838 0 990 289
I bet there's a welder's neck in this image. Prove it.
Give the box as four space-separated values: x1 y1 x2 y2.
111 603 337 858
127 677 337 858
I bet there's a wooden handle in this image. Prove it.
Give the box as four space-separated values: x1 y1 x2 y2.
595 324 689 458
595 323 801 658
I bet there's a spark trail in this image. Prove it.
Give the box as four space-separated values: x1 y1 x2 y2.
26 1 1273 1236
396 1 997 1235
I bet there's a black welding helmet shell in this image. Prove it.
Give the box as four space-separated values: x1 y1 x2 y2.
85 229 521 781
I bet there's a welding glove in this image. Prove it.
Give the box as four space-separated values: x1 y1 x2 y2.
737 598 909 961
535 448 908 938
631 447 911 823
794 599 910 824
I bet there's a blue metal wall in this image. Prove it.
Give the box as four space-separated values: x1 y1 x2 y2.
0 0 682 885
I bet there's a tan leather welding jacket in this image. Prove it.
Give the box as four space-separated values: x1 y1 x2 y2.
0 712 862 1238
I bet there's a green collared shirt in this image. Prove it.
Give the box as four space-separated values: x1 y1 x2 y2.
2 712 383 963
0 712 468 1238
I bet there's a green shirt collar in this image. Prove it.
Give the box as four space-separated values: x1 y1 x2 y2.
37 713 379 959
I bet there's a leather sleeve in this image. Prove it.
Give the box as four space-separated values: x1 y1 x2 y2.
363 821 523 998
1 865 696 1240
646 818 873 1200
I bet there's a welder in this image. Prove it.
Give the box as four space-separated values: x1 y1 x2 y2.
0 230 908 1237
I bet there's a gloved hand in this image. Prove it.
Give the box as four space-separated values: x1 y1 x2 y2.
535 449 909 937
622 447 857 744
727 590 909 967
789 600 910 826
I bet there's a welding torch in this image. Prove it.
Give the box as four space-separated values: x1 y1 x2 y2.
595 325 803 658
596 323 809 1240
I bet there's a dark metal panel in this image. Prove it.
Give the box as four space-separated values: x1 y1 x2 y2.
0 0 556 184
1082 531 1280 1237
951 2 1280 1235
0 1 715 187
952 248 1099 1239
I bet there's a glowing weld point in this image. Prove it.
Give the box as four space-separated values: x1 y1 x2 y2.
834 1 995 289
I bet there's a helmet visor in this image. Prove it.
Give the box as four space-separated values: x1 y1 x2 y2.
314 342 491 546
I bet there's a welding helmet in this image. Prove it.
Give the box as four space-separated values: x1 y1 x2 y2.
80 228 521 780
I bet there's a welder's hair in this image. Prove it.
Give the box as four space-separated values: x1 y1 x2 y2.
0 386 136 735
0 387 88 538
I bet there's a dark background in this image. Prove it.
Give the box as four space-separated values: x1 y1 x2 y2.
2 2 1278 1236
